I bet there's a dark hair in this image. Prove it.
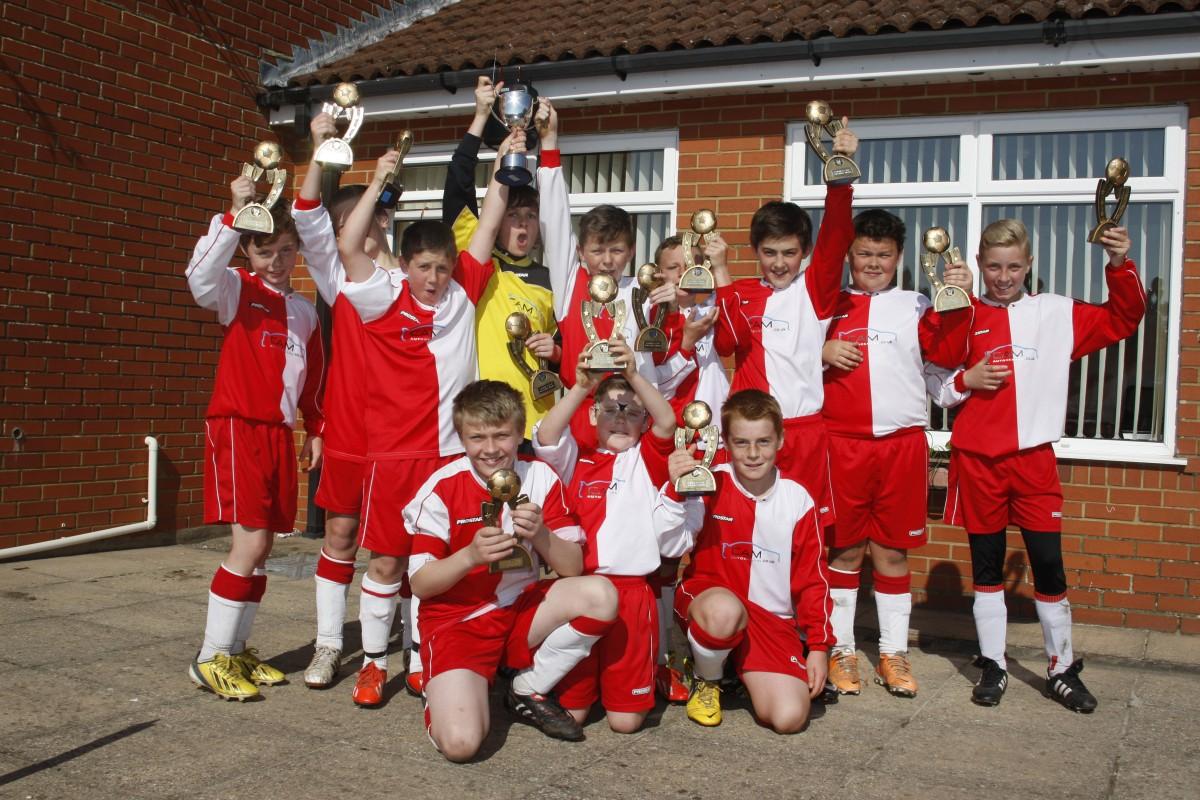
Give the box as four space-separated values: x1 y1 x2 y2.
240 204 298 249
654 235 685 264
579 204 634 248
453 380 525 435
853 209 906 252
749 201 813 251
327 185 370 235
400 219 456 262
594 373 634 401
721 389 784 439
507 184 539 212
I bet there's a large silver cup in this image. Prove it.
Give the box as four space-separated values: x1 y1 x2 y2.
491 85 536 187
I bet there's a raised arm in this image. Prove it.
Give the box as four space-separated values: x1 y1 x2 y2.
338 151 400 284
612 337 676 439
293 112 345 305
534 100 581 320
466 130 518 266
443 76 497 249
804 117 858 318
533 350 596 460
185 178 250 325
1070 228 1147 360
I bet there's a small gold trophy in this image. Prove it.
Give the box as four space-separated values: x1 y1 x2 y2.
678 209 719 293
674 401 719 495
1087 157 1131 244
314 82 365 171
803 100 861 186
581 274 629 372
920 227 971 313
632 263 669 353
232 141 287 234
483 468 534 574
505 312 562 400
376 129 414 209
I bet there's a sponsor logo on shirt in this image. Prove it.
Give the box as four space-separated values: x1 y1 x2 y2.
749 315 790 333
400 310 421 323
721 541 780 564
973 328 991 335
508 294 540 319
909 528 924 537
577 477 622 500
250 302 271 314
631 685 652 696
399 323 437 342
694 340 710 357
837 327 897 346
832 313 849 321
985 343 1038 365
712 513 734 523
1051 511 1062 519
260 331 305 358
456 515 484 525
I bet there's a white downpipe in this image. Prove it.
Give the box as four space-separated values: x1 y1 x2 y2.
0 436 160 561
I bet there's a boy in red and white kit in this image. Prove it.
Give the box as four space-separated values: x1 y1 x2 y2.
407 380 619 760
820 209 973 698
663 390 831 732
712 120 859 526
336 135 520 707
945 219 1145 712
186 180 325 701
533 343 692 733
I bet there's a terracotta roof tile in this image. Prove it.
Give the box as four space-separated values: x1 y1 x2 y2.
291 0 1199 86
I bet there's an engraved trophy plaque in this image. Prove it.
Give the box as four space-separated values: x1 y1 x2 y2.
920 227 971 313
581 274 629 372
314 82 364 171
232 141 287 235
490 84 537 187
505 312 563 400
674 401 718 495
483 468 534 574
632 263 669 353
376 129 414 209
803 100 861 186
1087 157 1131 244
678 209 719 293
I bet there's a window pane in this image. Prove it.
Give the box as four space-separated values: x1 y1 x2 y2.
982 202 1170 441
991 129 1165 180
396 161 491 194
563 150 665 193
804 136 959 185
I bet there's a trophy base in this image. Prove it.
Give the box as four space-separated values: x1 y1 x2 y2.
635 327 669 353
678 266 715 293
377 181 403 210
1087 221 1115 244
488 545 534 574
496 153 532 187
675 466 716 495
934 286 972 313
585 341 624 372
314 139 353 170
824 156 861 186
531 370 563 400
232 204 274 235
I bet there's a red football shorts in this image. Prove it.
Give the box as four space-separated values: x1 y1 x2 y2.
827 429 928 550
944 444 1063 533
675 577 808 681
777 413 835 527
557 576 657 714
315 452 367 516
420 580 556 684
359 454 457 558
204 416 296 532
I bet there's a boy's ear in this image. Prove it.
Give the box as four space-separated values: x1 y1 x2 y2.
588 403 599 427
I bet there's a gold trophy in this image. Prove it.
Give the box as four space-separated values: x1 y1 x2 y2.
505 312 562 400
678 209 719 293
674 402 719 495
483 468 534 574
1087 157 1131 244
232 141 287 234
376 129 414 209
920 227 971 312
804 100 861 186
314 82 365 171
581 274 629 372
632 263 669 353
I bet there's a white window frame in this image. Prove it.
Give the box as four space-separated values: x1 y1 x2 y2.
785 106 1187 466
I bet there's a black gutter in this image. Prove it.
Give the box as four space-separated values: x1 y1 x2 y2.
257 13 1200 111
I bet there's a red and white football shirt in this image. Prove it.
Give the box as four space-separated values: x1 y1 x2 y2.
950 261 1146 457
187 214 324 434
405 456 582 631
714 185 855 420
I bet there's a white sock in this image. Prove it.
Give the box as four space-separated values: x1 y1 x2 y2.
1036 596 1074 676
408 643 423 673
687 628 732 682
315 576 349 650
359 575 402 670
656 585 674 665
875 591 912 656
511 622 602 696
973 589 1008 671
199 592 245 662
830 586 859 653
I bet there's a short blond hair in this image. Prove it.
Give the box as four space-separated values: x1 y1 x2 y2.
721 390 784 439
979 219 1032 258
452 380 525 435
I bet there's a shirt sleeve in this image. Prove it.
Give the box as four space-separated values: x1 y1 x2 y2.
444 131 483 251
803 184 854 319
185 214 242 326
536 150 582 322
918 298 975 369
639 429 676 489
541 476 585 544
453 249 496 306
292 201 346 306
297 316 326 436
341 264 400 323
790 506 833 651
405 486 453 573
531 421 580 485
924 363 969 409
652 486 698 560
714 283 752 360
1069 259 1148 361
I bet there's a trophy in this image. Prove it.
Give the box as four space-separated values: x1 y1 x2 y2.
920 227 971 312
490 84 537 187
581 274 629 372
674 402 719 495
803 100 861 186
632 263 669 352
314 82 364 171
376 129 414 209
678 209 719 293
505 312 563 400
483 468 534 574
232 141 287 234
1087 157 1131 244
